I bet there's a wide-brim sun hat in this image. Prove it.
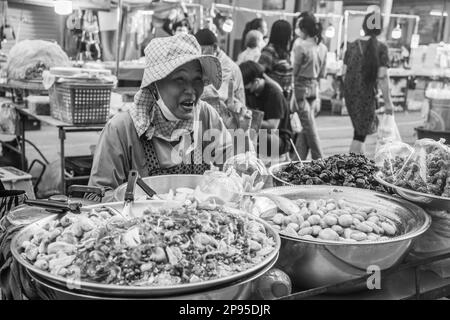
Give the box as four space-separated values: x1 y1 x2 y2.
141 33 222 90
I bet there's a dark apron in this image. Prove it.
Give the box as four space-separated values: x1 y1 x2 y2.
141 135 210 177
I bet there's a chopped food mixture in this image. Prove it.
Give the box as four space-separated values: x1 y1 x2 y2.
20 203 276 287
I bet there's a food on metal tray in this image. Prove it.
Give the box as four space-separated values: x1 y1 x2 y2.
266 198 397 242
380 139 450 198
275 154 388 193
381 156 407 182
20 203 276 286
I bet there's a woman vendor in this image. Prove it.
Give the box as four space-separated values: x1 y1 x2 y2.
88 34 234 199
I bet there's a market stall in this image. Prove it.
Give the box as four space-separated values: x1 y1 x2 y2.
0 143 449 300
1 0 450 303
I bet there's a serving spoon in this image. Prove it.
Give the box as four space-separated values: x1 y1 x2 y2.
24 199 127 219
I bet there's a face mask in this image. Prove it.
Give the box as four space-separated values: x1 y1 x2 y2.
155 86 179 122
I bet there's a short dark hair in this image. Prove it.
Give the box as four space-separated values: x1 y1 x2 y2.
245 30 263 49
239 60 264 85
172 19 190 32
194 28 218 46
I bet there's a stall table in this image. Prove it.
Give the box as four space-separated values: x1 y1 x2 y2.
0 80 48 103
14 106 104 195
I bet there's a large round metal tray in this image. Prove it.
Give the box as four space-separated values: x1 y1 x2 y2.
11 200 281 297
27 254 278 300
113 174 205 201
374 171 450 211
254 185 431 291
268 161 310 187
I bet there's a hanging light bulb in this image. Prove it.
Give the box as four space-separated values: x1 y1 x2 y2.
54 0 73 15
392 25 402 40
325 26 335 38
222 18 234 33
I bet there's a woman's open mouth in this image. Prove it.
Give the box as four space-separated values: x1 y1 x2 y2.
180 100 195 111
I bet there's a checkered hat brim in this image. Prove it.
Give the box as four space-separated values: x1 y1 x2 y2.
141 33 222 90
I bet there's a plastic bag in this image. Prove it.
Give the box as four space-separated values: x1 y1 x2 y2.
223 152 268 192
375 141 414 183
0 102 16 135
375 114 402 154
197 168 243 203
394 139 450 197
289 112 302 134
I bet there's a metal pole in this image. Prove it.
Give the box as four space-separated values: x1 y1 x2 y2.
343 11 349 54
337 15 344 58
115 0 123 79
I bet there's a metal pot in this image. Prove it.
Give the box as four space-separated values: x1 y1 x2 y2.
11 200 281 298
113 175 205 201
27 255 278 300
255 186 431 292
374 172 450 211
268 161 312 187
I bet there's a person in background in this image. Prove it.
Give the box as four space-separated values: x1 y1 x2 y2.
241 18 268 50
343 11 393 154
240 60 292 159
194 28 251 131
172 19 191 35
291 12 327 160
258 19 293 100
236 30 265 65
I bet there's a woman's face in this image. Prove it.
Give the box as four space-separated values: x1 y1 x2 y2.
174 26 189 35
296 25 306 40
156 60 204 120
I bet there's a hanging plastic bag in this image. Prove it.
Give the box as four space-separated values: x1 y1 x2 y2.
375 114 402 154
289 94 302 133
290 112 302 134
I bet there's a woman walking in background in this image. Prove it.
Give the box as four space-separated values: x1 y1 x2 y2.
343 11 393 154
258 19 293 100
291 12 327 160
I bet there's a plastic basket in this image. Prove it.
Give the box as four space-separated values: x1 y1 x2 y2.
49 81 113 125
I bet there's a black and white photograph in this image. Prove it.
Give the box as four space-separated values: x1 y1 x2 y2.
0 0 449 306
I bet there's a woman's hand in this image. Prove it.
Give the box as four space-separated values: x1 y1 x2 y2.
238 108 253 132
